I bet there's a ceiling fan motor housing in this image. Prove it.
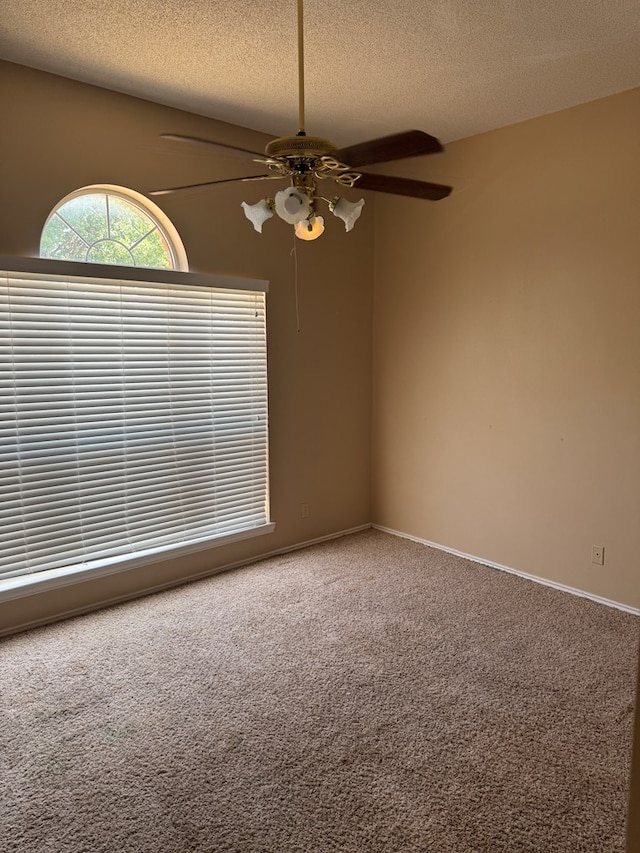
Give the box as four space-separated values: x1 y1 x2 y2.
265 135 335 160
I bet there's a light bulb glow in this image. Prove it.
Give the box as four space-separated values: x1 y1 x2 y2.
294 215 325 241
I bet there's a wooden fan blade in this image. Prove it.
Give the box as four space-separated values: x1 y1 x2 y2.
149 174 278 196
354 172 452 201
332 130 443 168
161 133 265 159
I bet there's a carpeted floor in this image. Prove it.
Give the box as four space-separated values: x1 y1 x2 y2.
1 529 638 852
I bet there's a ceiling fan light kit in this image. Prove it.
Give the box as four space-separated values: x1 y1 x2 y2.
240 199 274 233
294 215 325 241
331 197 366 232
153 0 452 242
246 180 361 240
274 186 312 224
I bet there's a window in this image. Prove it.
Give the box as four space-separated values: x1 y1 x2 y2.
0 189 271 595
40 185 188 271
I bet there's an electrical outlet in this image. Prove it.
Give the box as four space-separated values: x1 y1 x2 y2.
301 503 310 519
591 545 604 566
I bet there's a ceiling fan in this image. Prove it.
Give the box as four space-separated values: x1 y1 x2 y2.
150 0 452 241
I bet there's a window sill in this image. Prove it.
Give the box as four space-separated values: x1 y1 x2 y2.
0 523 276 603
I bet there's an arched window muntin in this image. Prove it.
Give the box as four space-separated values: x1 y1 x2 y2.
40 184 188 271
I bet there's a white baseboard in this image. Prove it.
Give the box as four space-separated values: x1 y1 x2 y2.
5 521 636 638
0 524 372 638
373 524 640 617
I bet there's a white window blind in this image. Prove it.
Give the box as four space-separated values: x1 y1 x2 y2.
0 261 270 582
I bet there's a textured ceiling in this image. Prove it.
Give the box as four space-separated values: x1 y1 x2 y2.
2 0 639 145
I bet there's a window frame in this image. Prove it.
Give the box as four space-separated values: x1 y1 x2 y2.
40 184 189 272
0 256 275 603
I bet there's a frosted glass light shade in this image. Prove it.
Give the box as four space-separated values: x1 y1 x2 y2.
332 197 365 232
274 188 311 224
241 199 274 233
294 215 325 241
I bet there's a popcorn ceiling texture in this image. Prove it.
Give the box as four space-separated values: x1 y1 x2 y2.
1 0 639 144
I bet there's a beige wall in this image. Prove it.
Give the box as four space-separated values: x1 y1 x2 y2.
0 61 373 633
1 62 638 626
373 88 640 609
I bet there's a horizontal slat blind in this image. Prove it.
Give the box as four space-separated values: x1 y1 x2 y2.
0 267 269 580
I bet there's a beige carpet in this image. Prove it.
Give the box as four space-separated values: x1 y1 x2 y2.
1 529 638 852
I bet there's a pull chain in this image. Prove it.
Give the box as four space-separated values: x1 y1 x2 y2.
291 233 301 331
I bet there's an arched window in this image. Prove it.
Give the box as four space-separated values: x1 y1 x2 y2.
0 187 272 599
40 184 188 271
